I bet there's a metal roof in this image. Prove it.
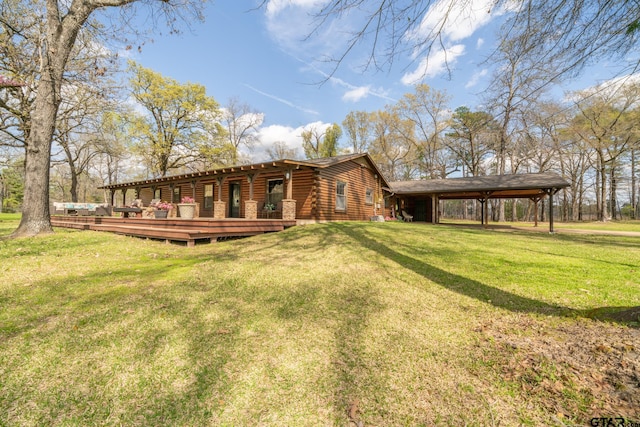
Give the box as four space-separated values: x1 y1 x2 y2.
99 153 389 190
390 172 570 199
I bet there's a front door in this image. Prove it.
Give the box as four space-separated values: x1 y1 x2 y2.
229 182 241 218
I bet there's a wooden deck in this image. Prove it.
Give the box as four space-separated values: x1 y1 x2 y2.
51 215 297 247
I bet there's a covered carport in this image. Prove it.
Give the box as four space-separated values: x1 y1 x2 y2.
389 173 570 233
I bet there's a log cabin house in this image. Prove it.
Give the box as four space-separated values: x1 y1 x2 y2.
52 153 569 244
98 153 390 223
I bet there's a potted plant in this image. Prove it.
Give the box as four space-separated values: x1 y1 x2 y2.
154 201 173 218
264 202 276 218
177 196 197 219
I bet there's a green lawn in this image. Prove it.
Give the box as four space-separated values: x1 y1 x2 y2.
440 217 640 233
1 214 639 425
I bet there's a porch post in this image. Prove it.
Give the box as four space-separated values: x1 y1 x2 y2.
282 169 296 220
247 174 255 200
545 189 555 233
285 169 293 199
244 200 258 219
431 194 437 224
190 180 197 198
244 174 257 219
121 189 127 206
481 192 493 229
214 177 226 219
215 178 223 201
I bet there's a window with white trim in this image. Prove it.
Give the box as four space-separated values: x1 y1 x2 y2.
266 179 284 206
204 184 213 209
336 181 347 211
365 188 374 205
172 186 181 204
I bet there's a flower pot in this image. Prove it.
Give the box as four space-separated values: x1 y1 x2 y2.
154 210 169 219
178 203 196 219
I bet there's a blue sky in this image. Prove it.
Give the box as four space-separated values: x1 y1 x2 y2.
125 0 622 162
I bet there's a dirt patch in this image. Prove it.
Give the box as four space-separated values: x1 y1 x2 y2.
475 315 640 421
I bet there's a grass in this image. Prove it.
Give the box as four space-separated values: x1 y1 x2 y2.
1 213 639 425
440 217 640 233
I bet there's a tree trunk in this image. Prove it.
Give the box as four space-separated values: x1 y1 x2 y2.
70 170 79 203
610 167 617 220
11 0 92 237
0 177 4 214
12 78 58 236
599 162 607 221
631 148 637 220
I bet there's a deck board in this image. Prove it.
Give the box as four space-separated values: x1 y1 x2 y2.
51 215 296 246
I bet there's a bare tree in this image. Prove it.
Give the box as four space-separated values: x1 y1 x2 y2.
571 83 640 220
266 141 300 160
483 33 554 221
445 106 496 178
369 110 416 181
222 97 264 163
301 125 325 159
306 1 640 84
4 0 207 237
395 84 452 179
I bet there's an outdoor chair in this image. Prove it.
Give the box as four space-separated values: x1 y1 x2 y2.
402 210 413 222
95 205 112 216
274 201 283 219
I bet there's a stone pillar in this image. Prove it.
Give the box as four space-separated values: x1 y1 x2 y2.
282 199 296 220
213 201 226 219
244 200 258 219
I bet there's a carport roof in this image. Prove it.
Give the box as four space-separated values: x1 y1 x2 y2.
389 172 570 200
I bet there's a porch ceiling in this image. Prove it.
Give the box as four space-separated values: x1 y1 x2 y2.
98 159 312 190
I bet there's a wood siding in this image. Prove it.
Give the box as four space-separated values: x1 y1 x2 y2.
315 160 381 221
108 158 384 221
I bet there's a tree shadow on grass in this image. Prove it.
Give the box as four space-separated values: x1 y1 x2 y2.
334 223 576 318
0 254 248 425
336 223 640 326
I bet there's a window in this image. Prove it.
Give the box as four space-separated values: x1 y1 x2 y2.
154 188 161 200
204 184 213 209
336 181 347 211
266 179 283 206
365 188 374 205
172 186 181 204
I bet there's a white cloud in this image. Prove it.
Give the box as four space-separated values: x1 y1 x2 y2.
401 44 465 85
465 68 488 88
342 86 371 102
265 0 327 17
251 121 333 162
401 0 508 81
264 0 340 56
565 73 640 104
407 0 502 51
